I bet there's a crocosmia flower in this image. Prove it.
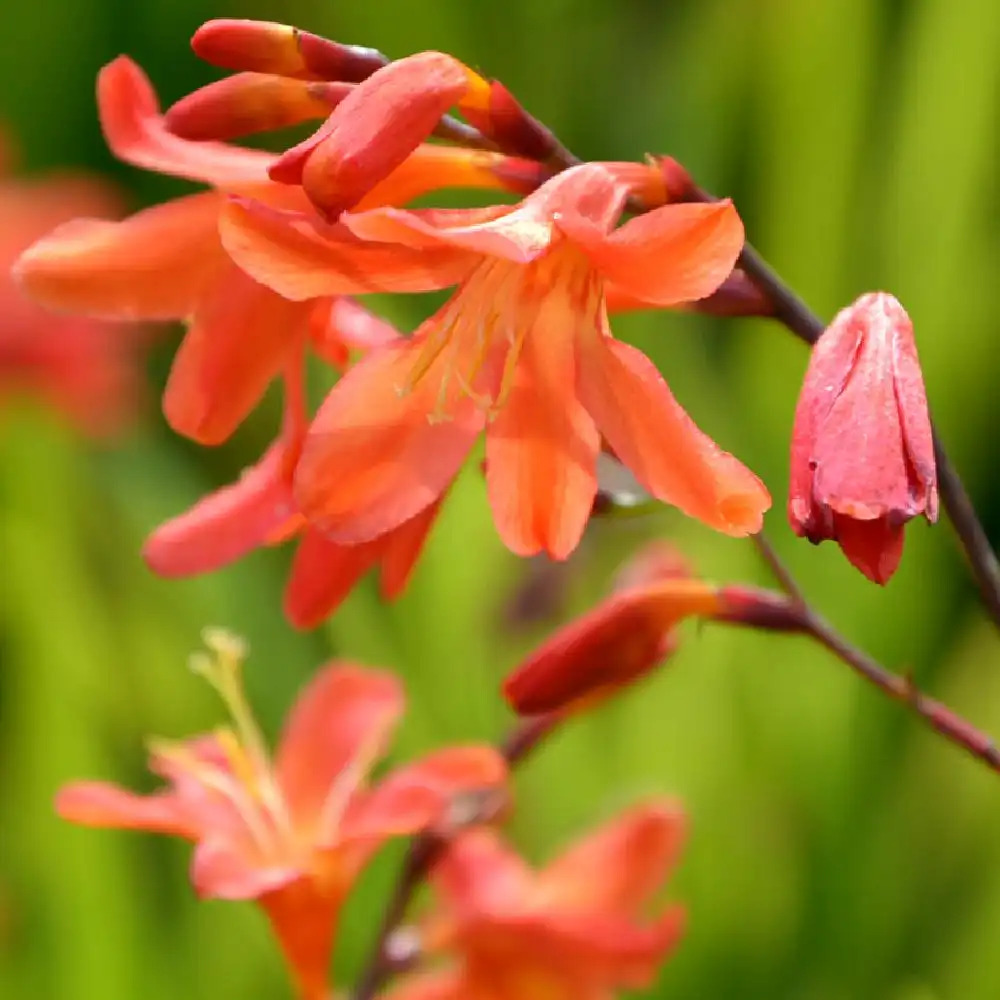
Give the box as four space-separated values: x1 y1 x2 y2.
788 291 937 583
0 133 138 437
387 802 686 1000
224 162 771 559
57 633 507 1000
13 56 539 444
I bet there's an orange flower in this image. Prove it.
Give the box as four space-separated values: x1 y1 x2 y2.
224 162 770 559
0 132 139 436
144 308 445 629
57 634 507 1000
14 56 537 444
388 802 686 1000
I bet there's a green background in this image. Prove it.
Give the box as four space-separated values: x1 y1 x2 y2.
2 0 999 997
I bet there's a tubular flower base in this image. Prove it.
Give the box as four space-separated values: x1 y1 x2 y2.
143 305 443 629
225 161 770 558
13 56 544 445
387 803 686 1000
57 635 507 1000
788 291 938 583
0 133 139 437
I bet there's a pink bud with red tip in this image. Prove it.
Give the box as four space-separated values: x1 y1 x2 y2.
788 291 938 584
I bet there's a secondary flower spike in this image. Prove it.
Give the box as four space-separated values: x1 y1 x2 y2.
387 802 687 1000
57 635 507 1000
223 161 771 559
788 291 937 583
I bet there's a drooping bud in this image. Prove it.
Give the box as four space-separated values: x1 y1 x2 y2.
503 577 721 716
788 292 937 584
166 73 351 142
191 19 388 81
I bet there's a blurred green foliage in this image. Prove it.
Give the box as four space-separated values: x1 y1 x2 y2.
1 0 999 998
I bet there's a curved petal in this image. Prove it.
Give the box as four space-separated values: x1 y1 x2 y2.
339 746 508 844
190 838 300 900
275 663 404 832
381 972 469 1000
577 330 770 535
485 289 600 560
98 56 273 187
431 829 534 916
14 193 224 320
220 198 473 301
539 802 685 914
569 201 744 307
294 334 483 544
55 782 195 838
833 514 905 585
164 264 311 444
283 529 380 630
143 440 296 577
312 296 400 363
378 498 443 599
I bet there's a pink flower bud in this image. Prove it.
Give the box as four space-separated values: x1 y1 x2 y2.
788 292 938 584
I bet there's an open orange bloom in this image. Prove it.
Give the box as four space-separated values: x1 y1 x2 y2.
57 636 507 1000
388 802 686 1000
224 162 770 558
0 133 139 436
14 56 536 444
144 305 446 629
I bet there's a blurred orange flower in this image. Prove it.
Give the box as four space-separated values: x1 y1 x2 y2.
226 162 769 559
388 802 686 1000
57 635 507 1000
0 130 138 437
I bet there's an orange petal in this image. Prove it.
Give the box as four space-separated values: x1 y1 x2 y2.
539 802 686 914
503 579 721 716
220 198 473 300
55 782 195 838
191 19 387 81
14 192 224 320
380 972 468 1000
283 529 381 630
339 746 507 844
98 56 273 188
576 330 770 535
271 51 476 217
378 498 443 599
164 263 311 444
432 828 535 914
570 201 744 307
294 335 483 544
313 296 400 361
485 292 599 559
274 663 404 833
143 439 296 577
190 839 299 900
166 72 349 142
833 514 905 585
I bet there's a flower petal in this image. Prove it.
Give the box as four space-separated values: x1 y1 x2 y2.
220 198 473 301
294 334 483 544
163 263 310 444
14 192 224 320
570 201 744 307
378 498 443 599
432 829 535 916
55 782 196 838
339 746 508 844
143 439 296 577
283 529 381 630
190 838 300 900
576 330 770 535
539 802 685 914
275 663 404 832
833 514 905 585
97 56 273 187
